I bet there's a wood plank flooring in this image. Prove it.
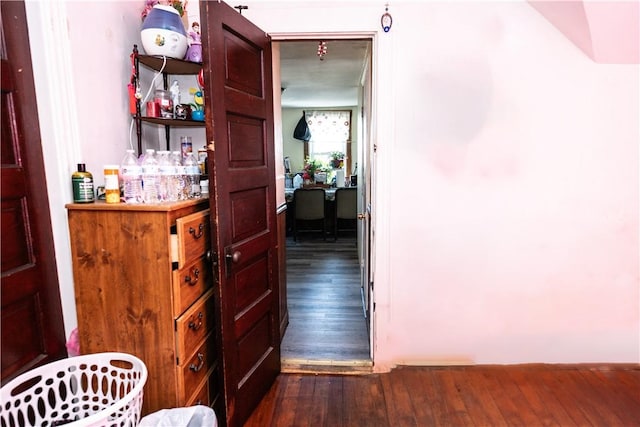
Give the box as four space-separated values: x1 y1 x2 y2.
281 235 370 371
244 364 640 427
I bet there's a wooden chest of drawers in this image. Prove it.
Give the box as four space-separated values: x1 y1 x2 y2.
66 199 221 415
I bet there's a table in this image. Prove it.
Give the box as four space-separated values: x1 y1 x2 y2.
284 187 338 202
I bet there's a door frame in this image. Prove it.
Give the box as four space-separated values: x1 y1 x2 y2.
270 31 377 363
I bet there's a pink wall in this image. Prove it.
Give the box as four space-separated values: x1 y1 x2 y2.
26 1 143 335
384 1 639 365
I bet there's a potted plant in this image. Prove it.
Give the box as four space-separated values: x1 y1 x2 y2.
302 157 324 184
330 151 344 169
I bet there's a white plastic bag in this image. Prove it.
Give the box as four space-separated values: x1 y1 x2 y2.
138 405 217 427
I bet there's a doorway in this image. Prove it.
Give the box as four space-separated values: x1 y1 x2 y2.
275 37 374 373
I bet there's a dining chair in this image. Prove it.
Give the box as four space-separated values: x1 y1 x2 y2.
334 187 357 240
293 188 327 241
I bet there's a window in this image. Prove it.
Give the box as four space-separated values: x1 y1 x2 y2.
305 110 351 165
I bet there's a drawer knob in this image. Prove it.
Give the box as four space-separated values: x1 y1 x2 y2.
188 312 204 331
189 353 205 372
189 223 205 239
184 267 200 286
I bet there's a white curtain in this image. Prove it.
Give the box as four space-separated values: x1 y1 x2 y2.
306 110 351 142
305 110 351 161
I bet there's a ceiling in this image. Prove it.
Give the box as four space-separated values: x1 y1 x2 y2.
278 39 371 108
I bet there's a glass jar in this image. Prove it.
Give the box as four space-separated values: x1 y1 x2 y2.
154 89 173 118
180 136 192 162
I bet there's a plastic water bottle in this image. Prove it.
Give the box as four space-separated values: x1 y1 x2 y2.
156 150 172 202
171 151 187 200
120 150 143 203
184 152 201 198
141 149 159 203
165 151 179 202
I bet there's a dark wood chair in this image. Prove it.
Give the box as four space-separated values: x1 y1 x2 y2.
334 187 357 240
293 188 326 241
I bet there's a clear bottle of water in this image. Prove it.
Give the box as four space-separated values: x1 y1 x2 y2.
171 151 187 200
120 149 143 203
166 151 179 202
156 150 172 202
141 149 159 203
184 152 201 198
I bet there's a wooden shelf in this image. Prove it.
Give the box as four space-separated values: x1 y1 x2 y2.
137 54 202 74
139 117 205 127
132 45 205 154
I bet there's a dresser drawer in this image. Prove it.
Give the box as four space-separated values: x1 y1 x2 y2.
172 255 212 316
185 367 221 408
186 378 210 407
177 334 216 403
176 290 214 362
173 209 210 268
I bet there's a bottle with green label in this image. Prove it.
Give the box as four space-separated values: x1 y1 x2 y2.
72 163 94 203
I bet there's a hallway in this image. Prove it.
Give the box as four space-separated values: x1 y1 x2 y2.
281 235 370 372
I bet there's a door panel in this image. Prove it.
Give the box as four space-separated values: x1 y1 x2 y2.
1 0 67 384
229 188 267 240
223 34 263 97
228 116 266 167
201 2 279 426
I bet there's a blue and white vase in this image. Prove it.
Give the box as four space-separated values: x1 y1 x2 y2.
140 5 188 59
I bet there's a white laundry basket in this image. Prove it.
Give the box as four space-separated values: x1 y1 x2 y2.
1 352 147 427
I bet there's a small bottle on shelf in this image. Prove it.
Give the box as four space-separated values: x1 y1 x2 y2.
72 163 94 203
104 165 120 204
197 146 207 174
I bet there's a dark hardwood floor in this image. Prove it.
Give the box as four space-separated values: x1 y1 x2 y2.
281 234 370 372
265 233 640 426
244 364 640 426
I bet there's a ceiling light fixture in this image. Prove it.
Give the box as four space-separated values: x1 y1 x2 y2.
317 41 327 60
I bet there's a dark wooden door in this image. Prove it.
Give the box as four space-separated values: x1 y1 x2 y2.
1 0 67 384
200 3 280 426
